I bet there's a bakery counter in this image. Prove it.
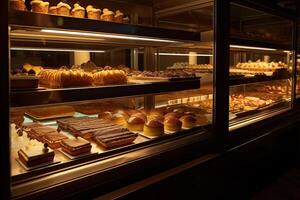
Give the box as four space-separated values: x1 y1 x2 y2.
11 78 201 107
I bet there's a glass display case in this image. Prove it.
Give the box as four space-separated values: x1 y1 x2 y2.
228 3 294 130
8 0 214 198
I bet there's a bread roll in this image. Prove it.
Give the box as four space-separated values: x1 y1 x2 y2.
164 117 182 132
126 116 145 131
144 119 164 137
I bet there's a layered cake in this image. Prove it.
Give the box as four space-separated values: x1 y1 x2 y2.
18 145 54 167
61 138 92 156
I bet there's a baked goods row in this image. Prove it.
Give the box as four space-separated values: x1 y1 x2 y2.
11 104 209 169
234 60 288 72
10 0 130 23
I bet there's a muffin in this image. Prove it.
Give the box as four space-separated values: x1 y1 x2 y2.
114 10 124 23
101 8 114 21
179 115 197 129
30 0 49 14
71 3 85 18
144 119 164 137
10 0 26 11
57 2 71 16
164 117 182 132
86 5 101 20
127 116 145 131
49 6 57 15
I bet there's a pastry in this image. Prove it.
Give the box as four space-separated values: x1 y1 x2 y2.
164 117 182 132
101 8 114 21
94 129 138 149
164 112 183 119
49 6 57 14
30 0 49 14
57 2 71 16
27 126 58 142
131 112 147 122
100 111 114 121
144 119 164 137
11 75 39 89
93 69 127 85
25 105 75 120
71 3 85 18
61 138 92 156
86 5 101 20
43 133 68 149
123 15 130 23
114 10 124 23
10 0 26 11
126 116 145 131
111 113 127 126
18 145 54 167
179 115 197 129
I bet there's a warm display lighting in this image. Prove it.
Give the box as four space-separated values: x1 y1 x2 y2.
41 29 177 43
156 53 213 57
230 45 277 51
11 47 105 53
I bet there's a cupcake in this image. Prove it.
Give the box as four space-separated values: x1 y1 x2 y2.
86 5 101 20
10 0 26 11
57 2 71 16
101 8 114 22
30 0 49 14
114 10 124 23
71 3 85 18
49 6 57 15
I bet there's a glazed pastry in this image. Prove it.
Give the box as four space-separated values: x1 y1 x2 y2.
126 116 145 131
179 115 197 129
144 119 164 137
49 6 57 14
57 2 71 16
114 10 124 23
101 8 114 21
71 3 85 18
10 0 26 11
30 0 49 14
164 117 182 132
93 70 127 85
86 5 101 20
61 138 92 156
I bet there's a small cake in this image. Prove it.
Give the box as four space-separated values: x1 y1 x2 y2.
43 133 68 149
30 0 49 14
10 0 26 11
127 116 145 131
179 115 197 129
18 144 55 167
144 119 164 137
164 117 182 132
71 3 85 18
57 2 71 16
164 112 183 119
131 112 147 122
101 8 114 21
86 5 101 20
49 6 57 15
114 10 124 23
61 138 92 156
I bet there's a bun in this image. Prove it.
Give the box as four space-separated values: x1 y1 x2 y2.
144 119 164 137
164 117 182 132
164 112 183 119
180 115 197 129
111 113 127 126
126 116 145 131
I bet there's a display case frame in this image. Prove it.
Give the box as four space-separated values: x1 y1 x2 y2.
1 0 299 199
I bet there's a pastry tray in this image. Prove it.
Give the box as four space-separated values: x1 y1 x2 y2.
57 148 98 160
16 158 61 171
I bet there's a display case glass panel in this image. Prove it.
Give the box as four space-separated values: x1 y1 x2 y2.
229 3 293 130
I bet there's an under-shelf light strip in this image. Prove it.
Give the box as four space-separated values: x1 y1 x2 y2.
11 47 105 53
156 53 213 57
230 45 277 51
41 29 177 43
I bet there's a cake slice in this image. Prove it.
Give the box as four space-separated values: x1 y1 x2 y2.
43 133 68 149
18 145 55 167
61 138 92 156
